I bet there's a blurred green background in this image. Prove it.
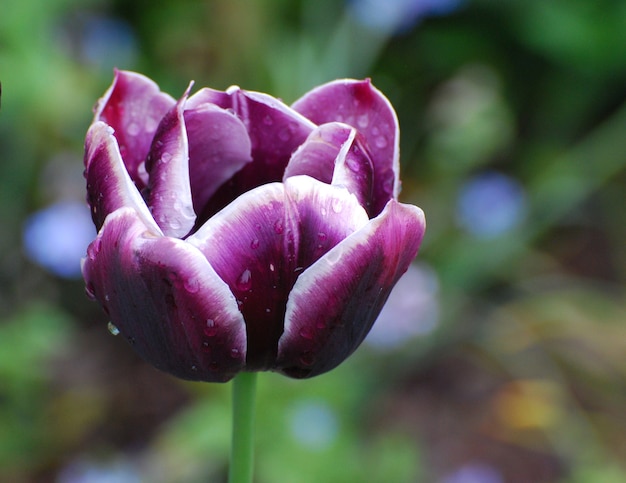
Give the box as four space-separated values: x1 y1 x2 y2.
1 0 625 482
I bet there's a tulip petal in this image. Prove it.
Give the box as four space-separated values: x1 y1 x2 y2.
144 88 196 238
82 207 246 382
292 79 400 215
187 176 368 371
187 86 316 220
277 200 426 378
84 121 161 234
184 103 252 219
283 122 351 183
284 122 375 214
94 70 175 188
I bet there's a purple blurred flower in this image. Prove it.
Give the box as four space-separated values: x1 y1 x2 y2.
23 201 96 278
82 70 425 382
366 263 439 350
456 171 526 239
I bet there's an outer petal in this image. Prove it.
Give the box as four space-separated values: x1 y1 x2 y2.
94 70 175 188
276 200 426 378
82 207 246 382
292 79 400 215
187 176 369 371
187 86 316 220
144 87 196 238
184 103 252 219
84 121 161 234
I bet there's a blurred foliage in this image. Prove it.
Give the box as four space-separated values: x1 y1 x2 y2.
1 0 625 482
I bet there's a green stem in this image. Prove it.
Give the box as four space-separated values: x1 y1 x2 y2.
228 371 258 483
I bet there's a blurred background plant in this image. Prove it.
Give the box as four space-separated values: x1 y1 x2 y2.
1 0 625 482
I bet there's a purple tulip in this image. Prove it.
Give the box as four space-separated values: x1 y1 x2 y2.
82 70 425 382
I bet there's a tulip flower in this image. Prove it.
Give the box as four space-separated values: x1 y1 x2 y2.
82 70 425 383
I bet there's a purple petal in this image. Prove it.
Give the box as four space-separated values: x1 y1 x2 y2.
187 86 316 221
276 200 425 378
187 176 368 371
284 122 375 214
84 121 161 234
184 103 252 219
144 87 196 238
82 207 246 382
292 79 400 215
283 122 351 184
94 70 175 188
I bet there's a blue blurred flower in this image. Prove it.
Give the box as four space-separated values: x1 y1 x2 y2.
57 457 141 483
456 171 527 239
58 13 138 71
366 263 439 350
289 399 339 450
23 201 96 278
348 0 463 33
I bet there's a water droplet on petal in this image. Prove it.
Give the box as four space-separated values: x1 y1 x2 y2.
299 351 315 366
263 114 273 126
107 322 120 336
375 136 388 149
161 152 172 163
204 319 217 337
269 263 275 272
236 269 252 291
184 277 200 293
331 198 343 213
127 122 140 136
250 238 260 249
274 219 284 234
299 327 314 340
317 232 327 241
357 114 369 128
230 348 240 359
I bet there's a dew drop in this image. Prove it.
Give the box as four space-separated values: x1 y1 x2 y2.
269 263 275 272
263 114 273 126
320 207 328 217
278 127 291 141
299 327 314 340
236 269 252 291
107 322 120 336
201 341 211 353
204 319 218 337
191 364 198 371
317 232 327 241
331 198 343 213
127 122 140 136
104 293 111 302
265 307 271 313
375 136 388 149
273 219 284 234
299 351 315 366
250 238 260 249
357 114 369 128
161 152 172 163
184 277 200 293
230 348 240 359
